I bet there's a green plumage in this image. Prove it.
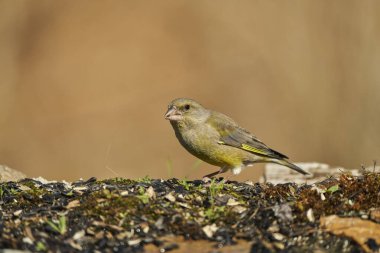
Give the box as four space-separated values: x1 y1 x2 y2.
206 111 288 160
165 98 308 177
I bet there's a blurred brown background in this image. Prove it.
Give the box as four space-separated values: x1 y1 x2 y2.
0 1 379 181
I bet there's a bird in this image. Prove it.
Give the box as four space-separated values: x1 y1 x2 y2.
164 98 308 178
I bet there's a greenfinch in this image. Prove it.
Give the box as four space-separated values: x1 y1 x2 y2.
165 98 308 177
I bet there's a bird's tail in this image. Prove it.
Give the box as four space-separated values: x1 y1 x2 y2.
270 159 309 175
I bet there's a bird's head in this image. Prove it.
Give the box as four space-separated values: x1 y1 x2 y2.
165 98 209 124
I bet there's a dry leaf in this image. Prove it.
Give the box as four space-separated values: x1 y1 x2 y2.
320 215 380 253
370 208 380 223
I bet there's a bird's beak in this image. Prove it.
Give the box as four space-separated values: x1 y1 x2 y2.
165 106 183 121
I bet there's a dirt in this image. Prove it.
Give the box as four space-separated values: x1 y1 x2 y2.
1 171 379 252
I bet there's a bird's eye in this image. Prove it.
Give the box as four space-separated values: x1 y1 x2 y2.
184 104 190 111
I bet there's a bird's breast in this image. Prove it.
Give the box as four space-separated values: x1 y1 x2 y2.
171 122 240 167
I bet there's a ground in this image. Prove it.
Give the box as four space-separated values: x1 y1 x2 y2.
0 171 380 252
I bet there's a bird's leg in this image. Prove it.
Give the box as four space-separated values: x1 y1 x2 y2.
202 167 227 178
202 170 221 178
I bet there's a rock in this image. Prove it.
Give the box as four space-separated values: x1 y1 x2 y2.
0 165 26 182
261 162 380 184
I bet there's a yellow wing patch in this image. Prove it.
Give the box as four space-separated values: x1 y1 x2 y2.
219 141 270 156
241 144 268 156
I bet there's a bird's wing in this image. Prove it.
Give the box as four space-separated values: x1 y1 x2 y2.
206 111 288 160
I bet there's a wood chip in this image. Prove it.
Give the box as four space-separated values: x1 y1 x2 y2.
164 192 176 202
146 186 156 199
202 224 218 238
73 230 85 240
226 198 240 206
232 206 247 214
306 208 315 222
128 239 141 246
66 200 80 209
